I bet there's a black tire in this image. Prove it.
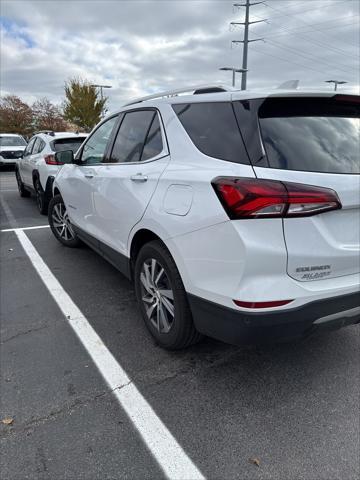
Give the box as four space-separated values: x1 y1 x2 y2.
134 240 202 350
15 169 30 198
34 177 48 215
48 194 81 248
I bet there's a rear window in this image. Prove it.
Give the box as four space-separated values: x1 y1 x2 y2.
51 137 86 153
258 97 360 174
172 102 249 164
0 136 26 147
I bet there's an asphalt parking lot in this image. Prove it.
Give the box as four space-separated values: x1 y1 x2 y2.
0 169 359 480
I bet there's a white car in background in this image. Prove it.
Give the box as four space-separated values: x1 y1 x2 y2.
0 133 27 167
48 85 360 350
16 131 87 214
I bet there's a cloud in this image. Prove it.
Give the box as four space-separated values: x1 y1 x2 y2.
0 0 359 110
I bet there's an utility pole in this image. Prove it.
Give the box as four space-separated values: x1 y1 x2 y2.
231 1 266 90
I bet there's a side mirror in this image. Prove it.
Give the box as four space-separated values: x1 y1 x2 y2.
54 150 74 165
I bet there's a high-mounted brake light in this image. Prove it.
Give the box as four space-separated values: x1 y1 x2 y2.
44 154 63 165
212 178 341 219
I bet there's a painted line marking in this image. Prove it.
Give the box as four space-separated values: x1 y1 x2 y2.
15 229 205 480
1 225 50 233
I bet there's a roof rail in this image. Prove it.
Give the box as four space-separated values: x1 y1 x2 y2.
123 84 234 107
33 130 55 136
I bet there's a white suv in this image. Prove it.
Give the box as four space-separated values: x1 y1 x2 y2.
48 85 360 349
16 131 87 214
0 134 27 167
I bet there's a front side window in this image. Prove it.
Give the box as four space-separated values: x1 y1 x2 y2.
32 138 42 154
110 110 161 163
23 137 36 156
258 97 360 174
81 116 117 165
172 102 249 164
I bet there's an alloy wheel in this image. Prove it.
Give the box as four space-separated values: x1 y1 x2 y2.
140 258 175 334
51 202 75 241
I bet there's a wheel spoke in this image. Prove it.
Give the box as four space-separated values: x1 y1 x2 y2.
158 304 171 333
146 302 157 319
140 272 153 295
150 259 157 283
142 294 154 304
161 296 174 318
143 262 153 289
154 267 164 286
158 289 174 300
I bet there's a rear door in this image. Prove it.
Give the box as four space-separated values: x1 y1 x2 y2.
20 137 36 185
253 96 360 281
90 108 169 257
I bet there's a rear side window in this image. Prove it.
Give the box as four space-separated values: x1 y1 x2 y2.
110 110 161 163
52 137 85 153
258 97 360 174
172 102 249 164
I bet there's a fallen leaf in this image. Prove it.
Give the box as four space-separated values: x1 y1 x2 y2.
2 417 14 425
250 457 260 467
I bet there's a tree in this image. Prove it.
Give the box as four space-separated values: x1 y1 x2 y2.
0 95 33 136
32 97 68 132
63 78 107 131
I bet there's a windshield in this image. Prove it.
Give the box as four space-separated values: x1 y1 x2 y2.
52 137 86 153
258 97 360 174
0 136 27 147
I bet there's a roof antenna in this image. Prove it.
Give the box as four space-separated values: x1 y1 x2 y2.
277 80 299 90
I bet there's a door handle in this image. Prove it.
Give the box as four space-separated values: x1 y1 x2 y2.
130 173 148 182
84 174 94 179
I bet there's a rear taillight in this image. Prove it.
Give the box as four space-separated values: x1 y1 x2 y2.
212 178 341 219
44 154 63 165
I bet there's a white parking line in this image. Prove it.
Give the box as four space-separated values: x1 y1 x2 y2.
1 225 50 232
15 229 205 480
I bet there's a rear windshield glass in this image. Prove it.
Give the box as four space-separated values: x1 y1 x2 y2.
172 102 249 164
0 136 26 147
52 137 85 153
258 97 360 174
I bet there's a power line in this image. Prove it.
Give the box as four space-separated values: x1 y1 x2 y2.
264 0 358 46
261 0 351 21
254 15 357 59
250 45 335 75
266 39 357 76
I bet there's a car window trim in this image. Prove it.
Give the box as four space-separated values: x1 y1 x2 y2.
24 137 36 156
106 107 168 165
75 114 120 165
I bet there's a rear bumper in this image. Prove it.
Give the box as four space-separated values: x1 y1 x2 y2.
188 290 360 345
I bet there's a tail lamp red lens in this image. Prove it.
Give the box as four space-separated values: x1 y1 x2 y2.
234 299 293 309
44 154 63 165
212 177 341 219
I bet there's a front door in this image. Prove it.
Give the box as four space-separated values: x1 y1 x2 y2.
60 115 119 237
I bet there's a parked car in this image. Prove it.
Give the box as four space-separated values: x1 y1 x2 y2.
0 133 27 167
48 85 360 350
15 131 87 214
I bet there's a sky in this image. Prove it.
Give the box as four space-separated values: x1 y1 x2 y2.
0 0 359 112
